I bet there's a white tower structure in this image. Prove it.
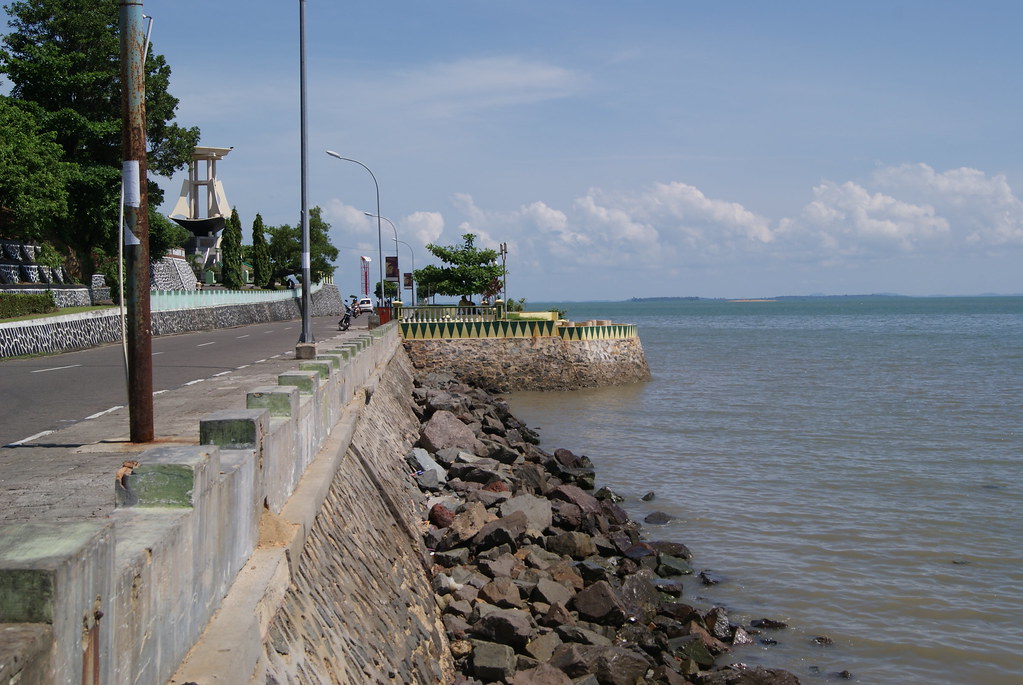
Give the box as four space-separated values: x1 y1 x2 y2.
169 146 233 268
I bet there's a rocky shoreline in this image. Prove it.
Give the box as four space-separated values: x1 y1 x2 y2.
406 371 803 685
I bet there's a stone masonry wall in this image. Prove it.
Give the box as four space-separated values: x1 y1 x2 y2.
403 336 651 393
256 350 454 684
0 285 344 358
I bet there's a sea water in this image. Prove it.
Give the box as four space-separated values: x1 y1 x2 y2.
507 296 1022 684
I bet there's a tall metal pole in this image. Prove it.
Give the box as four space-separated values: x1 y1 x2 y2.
364 211 398 300
397 239 415 304
325 151 383 309
119 1 153 442
298 0 313 344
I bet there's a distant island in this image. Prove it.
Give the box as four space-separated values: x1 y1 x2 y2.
628 294 911 302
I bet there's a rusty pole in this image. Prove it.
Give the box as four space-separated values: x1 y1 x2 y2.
119 1 154 442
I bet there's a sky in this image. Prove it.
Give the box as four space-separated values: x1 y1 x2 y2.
10 1 1023 300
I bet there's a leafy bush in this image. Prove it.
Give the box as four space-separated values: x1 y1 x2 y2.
0 290 57 319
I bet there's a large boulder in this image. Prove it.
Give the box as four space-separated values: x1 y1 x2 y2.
420 409 484 454
571 580 628 625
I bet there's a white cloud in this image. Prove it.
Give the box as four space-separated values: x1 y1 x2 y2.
869 163 1023 246
404 211 445 246
778 180 950 256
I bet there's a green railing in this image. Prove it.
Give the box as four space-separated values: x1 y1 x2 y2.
392 303 503 322
150 283 322 312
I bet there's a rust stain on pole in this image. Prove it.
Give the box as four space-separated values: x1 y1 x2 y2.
120 1 154 442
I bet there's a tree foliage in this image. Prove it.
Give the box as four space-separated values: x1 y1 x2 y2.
0 0 200 276
0 96 69 239
265 207 338 287
414 233 503 301
251 213 271 289
220 207 243 289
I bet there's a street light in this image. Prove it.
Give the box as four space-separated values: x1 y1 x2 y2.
397 239 416 304
325 150 384 309
364 211 399 302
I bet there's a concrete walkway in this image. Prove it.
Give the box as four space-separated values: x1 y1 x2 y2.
0 326 365 525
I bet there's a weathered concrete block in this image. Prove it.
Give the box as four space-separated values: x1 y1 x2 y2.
278 370 320 393
0 521 114 683
298 360 331 379
115 445 220 508
247 386 300 417
200 409 269 449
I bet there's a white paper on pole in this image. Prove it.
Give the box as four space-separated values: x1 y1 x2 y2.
124 227 141 246
302 251 311 269
122 161 141 207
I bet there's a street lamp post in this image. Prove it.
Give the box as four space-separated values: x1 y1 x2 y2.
364 211 399 302
325 150 384 310
397 239 416 304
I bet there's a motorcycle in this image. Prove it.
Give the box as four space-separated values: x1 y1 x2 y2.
338 304 353 331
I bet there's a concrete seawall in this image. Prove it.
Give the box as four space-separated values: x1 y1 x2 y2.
1 318 653 683
403 336 651 392
0 322 453 684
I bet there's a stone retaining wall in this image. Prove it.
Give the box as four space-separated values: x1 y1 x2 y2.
0 284 344 358
403 336 652 392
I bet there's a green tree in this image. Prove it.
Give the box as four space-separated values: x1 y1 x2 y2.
0 97 69 241
373 281 399 300
414 233 503 302
265 207 338 287
220 207 243 288
251 213 271 288
0 0 200 278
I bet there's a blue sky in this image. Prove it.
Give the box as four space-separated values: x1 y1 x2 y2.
13 1 1023 299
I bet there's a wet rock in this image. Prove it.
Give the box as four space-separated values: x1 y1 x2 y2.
699 569 726 586
644 511 674 525
594 486 625 502
696 665 801 684
550 644 653 685
750 618 788 630
619 569 662 623
641 491 656 501
704 607 733 642
571 580 628 626
658 555 695 577
549 484 602 515
812 635 833 645
649 540 693 560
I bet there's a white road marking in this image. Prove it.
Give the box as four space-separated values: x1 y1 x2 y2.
153 389 169 395
236 334 250 339
213 371 231 377
236 364 250 369
31 364 80 373
254 359 266 364
85 406 123 420
185 379 205 386
197 341 216 347
6 430 54 446
152 351 164 356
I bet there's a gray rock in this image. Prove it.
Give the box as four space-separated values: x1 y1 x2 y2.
420 409 484 454
472 608 535 650
500 494 554 533
472 509 530 552
524 630 564 662
509 663 573 685
549 484 602 514
470 640 517 682
571 580 628 626
549 644 653 685
555 624 612 647
644 511 674 524
407 447 447 483
545 531 597 559
479 576 525 609
532 577 575 608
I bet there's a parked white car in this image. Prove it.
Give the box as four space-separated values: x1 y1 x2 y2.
357 297 374 314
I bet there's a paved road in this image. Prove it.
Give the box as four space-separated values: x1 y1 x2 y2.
0 313 366 447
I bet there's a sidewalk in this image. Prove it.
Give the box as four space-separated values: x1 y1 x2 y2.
0 326 363 525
